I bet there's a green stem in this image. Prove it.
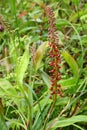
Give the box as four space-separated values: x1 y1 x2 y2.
43 94 57 130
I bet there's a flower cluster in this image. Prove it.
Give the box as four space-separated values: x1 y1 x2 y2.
45 6 63 98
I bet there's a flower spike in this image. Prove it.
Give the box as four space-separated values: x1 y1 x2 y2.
45 6 63 97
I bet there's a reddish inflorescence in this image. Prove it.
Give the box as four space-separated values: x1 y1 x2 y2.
45 6 63 98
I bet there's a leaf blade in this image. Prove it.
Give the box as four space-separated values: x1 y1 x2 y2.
49 115 87 129
62 51 79 80
16 50 29 85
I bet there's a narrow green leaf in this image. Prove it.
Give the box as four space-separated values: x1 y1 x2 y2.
0 115 8 130
48 115 87 129
56 19 68 27
73 0 80 6
62 51 79 80
16 50 29 85
58 78 78 88
33 42 47 71
40 70 51 88
24 83 44 129
19 27 37 34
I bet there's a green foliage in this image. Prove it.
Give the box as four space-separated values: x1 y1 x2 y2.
47 115 87 129
0 78 17 96
16 50 29 85
62 51 79 79
0 115 8 130
0 0 87 130
33 42 47 71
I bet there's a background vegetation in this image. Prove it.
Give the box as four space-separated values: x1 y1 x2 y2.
0 0 87 130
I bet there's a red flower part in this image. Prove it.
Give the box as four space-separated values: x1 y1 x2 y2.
49 61 54 66
45 6 63 97
49 86 53 91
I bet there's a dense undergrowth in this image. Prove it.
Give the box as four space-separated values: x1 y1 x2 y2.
0 0 87 130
